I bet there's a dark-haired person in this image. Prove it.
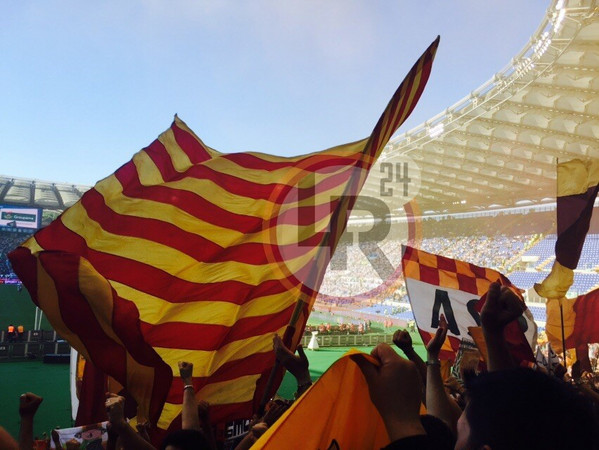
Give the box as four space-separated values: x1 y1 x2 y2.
160 429 211 450
454 367 598 450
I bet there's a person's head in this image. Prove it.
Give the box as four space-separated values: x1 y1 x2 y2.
420 414 455 450
160 429 210 450
455 368 598 450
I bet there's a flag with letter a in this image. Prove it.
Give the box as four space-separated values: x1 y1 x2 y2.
402 246 536 362
9 39 440 436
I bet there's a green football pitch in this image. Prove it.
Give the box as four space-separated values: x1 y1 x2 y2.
0 285 427 440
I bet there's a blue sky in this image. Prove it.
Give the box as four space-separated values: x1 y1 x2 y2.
1 1 548 186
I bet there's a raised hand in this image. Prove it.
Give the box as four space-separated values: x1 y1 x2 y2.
178 361 194 384
273 334 310 384
262 400 289 427
392 329 413 353
19 393 43 418
104 393 156 450
105 393 127 431
481 282 525 333
355 344 425 442
233 422 269 450
426 315 448 360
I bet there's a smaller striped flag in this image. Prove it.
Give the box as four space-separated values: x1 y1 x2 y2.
535 158 599 299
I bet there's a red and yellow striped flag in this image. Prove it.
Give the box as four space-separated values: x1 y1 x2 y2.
9 38 439 435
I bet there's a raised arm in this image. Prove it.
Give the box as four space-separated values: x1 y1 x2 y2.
424 316 462 435
105 394 156 450
393 329 427 388
178 361 201 431
356 343 427 445
18 392 43 450
481 282 525 371
273 334 312 397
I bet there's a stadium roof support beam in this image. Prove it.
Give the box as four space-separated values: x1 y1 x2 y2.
0 179 14 202
471 117 596 152
527 82 599 97
417 140 556 174
446 131 562 169
415 163 539 193
487 97 599 122
72 186 84 198
51 184 65 210
29 182 36 207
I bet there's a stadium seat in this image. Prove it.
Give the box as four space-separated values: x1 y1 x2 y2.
43 354 70 364
29 330 42 341
42 330 56 341
56 341 70 354
25 342 41 357
10 343 26 358
43 342 57 354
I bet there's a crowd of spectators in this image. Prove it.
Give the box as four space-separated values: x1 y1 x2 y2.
316 233 535 304
418 234 536 272
318 239 402 300
1 283 598 449
0 231 31 277
420 209 557 238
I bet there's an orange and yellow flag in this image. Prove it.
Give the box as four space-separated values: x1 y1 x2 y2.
545 288 599 353
253 350 389 450
9 38 439 435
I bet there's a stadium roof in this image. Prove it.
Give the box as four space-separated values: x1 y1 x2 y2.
1 0 598 218
0 175 90 210
363 0 599 216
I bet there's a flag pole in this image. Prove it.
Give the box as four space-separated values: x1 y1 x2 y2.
559 298 567 367
257 37 440 417
257 298 305 415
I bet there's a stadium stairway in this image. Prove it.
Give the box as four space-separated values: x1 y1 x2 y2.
536 255 555 271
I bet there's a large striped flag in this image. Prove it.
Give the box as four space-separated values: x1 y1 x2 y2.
402 246 536 363
9 38 440 436
535 158 599 299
